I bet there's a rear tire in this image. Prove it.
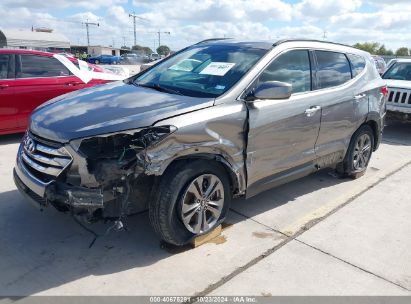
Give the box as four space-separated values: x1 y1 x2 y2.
337 125 374 179
149 160 231 246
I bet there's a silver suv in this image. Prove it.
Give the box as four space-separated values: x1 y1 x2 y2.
14 39 387 245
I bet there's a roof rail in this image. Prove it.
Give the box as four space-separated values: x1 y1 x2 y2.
273 39 354 49
195 38 232 45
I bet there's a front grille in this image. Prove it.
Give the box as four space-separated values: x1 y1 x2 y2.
387 87 411 106
19 133 73 183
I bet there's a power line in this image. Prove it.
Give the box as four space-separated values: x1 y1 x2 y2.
128 12 148 46
149 31 171 49
82 20 100 46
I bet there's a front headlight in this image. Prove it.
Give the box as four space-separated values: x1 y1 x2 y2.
70 125 177 166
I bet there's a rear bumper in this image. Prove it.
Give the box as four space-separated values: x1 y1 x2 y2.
387 104 411 114
387 107 411 122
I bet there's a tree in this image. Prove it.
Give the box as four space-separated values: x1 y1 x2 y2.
157 45 171 56
376 44 393 56
353 42 380 54
353 42 393 55
395 47 409 56
132 44 153 54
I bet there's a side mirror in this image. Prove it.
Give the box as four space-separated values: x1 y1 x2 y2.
247 81 292 101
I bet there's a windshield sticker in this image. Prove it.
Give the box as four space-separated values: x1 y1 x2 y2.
199 62 235 76
215 85 225 90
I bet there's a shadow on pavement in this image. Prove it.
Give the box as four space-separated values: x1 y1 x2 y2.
383 120 411 146
0 133 24 146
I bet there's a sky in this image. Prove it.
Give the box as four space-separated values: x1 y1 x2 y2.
0 0 410 52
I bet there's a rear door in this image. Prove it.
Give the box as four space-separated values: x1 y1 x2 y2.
246 49 321 196
312 50 356 159
347 53 369 125
14 54 86 129
0 53 18 133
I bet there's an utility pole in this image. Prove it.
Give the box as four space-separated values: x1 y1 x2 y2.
323 30 327 40
156 31 170 48
129 12 148 47
83 20 99 46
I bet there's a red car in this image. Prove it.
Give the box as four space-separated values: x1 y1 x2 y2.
0 50 113 135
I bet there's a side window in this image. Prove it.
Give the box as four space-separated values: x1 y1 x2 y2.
18 55 71 78
257 50 311 94
315 51 351 89
0 54 11 79
347 54 366 77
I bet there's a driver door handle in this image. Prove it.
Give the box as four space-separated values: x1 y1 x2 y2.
305 106 321 117
0 84 9 89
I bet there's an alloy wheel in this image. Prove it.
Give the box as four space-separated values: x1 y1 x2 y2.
353 133 372 171
180 174 224 234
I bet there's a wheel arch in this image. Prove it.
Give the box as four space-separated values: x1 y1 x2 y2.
160 153 243 198
365 112 382 151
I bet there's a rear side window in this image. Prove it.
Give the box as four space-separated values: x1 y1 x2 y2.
315 51 351 89
258 50 311 94
0 54 12 79
18 55 71 78
347 54 366 77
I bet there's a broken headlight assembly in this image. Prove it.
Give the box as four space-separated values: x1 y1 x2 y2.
69 125 177 180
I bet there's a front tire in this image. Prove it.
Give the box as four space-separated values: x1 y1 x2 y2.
337 125 374 179
149 160 231 246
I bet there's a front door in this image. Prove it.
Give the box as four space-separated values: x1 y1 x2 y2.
245 49 321 197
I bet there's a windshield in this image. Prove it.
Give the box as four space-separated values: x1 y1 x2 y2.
383 62 411 81
134 44 268 98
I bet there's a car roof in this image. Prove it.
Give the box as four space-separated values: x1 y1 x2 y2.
392 58 411 63
195 38 366 54
0 49 55 57
0 49 81 64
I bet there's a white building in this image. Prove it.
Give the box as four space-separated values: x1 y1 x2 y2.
87 45 121 57
0 28 70 50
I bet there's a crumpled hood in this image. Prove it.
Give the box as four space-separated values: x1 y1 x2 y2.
30 81 214 142
385 79 411 90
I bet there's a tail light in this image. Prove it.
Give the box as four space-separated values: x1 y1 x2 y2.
381 86 388 97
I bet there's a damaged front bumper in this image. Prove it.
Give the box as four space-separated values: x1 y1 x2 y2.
14 167 103 210
14 127 174 220
14 145 105 214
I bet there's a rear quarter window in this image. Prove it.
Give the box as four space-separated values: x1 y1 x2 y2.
315 51 351 89
347 54 366 77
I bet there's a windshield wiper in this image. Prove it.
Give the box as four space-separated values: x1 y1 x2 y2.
134 82 183 96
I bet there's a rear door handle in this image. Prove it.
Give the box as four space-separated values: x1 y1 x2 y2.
305 106 321 117
0 84 9 89
354 93 367 101
65 81 83 86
